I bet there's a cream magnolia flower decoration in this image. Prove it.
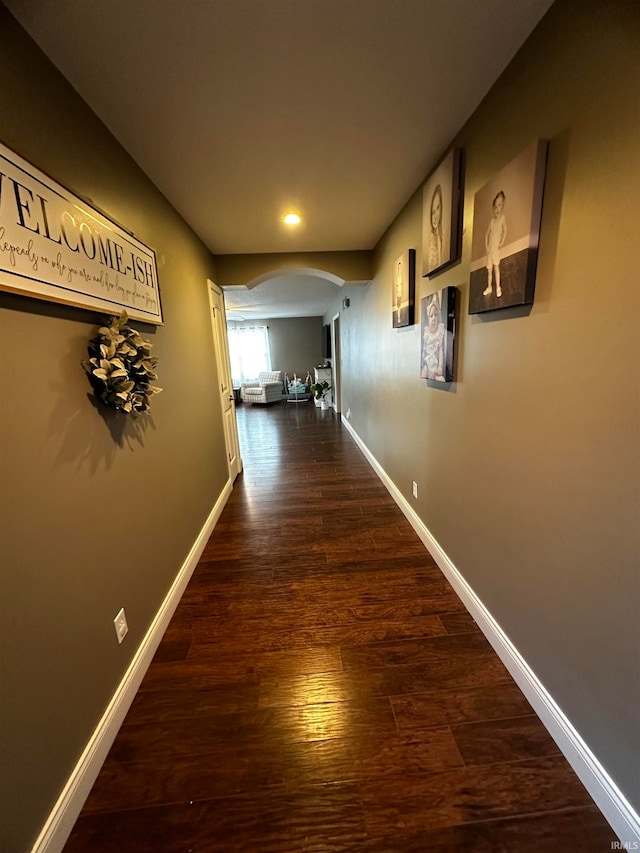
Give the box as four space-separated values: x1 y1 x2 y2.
83 312 162 414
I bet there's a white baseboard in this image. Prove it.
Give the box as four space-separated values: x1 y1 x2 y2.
342 416 640 847
32 480 234 853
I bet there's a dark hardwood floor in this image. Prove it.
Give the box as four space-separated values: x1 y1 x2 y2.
64 401 615 851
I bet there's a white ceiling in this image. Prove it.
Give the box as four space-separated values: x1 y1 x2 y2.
6 0 555 318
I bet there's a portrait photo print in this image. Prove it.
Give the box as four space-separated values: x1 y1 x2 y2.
421 148 462 278
469 139 548 314
392 248 415 328
420 286 457 384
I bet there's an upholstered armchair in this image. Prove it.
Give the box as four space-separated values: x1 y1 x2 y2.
240 371 283 404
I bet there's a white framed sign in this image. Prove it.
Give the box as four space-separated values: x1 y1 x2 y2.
0 141 162 324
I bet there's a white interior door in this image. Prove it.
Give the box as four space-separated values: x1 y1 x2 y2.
208 280 242 481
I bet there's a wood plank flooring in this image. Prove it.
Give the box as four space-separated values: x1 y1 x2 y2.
64 401 616 851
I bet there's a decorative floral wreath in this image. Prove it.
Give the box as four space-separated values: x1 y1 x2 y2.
82 312 162 415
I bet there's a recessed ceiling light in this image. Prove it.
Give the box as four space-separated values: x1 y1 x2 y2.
282 212 302 225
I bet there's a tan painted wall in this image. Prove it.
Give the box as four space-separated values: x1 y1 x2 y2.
0 8 229 851
333 0 640 811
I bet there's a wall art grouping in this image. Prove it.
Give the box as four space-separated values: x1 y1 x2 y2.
392 247 415 328
414 141 549 390
468 139 548 314
420 286 457 384
421 148 462 278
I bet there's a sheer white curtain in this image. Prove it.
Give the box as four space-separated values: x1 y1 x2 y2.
227 325 271 385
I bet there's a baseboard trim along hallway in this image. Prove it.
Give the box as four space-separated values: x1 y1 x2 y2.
32 479 234 853
60 404 624 848
341 415 640 848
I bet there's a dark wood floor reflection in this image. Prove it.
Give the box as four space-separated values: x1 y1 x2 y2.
65 402 615 851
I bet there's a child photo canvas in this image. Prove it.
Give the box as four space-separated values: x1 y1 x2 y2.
420 286 457 384
421 148 462 278
392 248 415 328
468 139 548 314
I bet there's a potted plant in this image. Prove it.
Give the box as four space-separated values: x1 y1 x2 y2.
310 380 331 410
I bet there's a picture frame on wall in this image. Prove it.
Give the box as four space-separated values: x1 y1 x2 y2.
392 248 415 328
468 139 548 314
420 286 457 384
421 148 462 278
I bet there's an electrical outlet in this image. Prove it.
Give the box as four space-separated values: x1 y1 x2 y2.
113 608 128 644
412 481 418 499
346 408 351 419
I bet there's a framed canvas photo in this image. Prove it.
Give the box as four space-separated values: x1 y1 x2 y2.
420 286 457 384
421 148 462 278
469 139 548 314
392 248 415 328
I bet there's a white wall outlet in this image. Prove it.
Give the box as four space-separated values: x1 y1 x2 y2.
412 480 418 499
113 608 128 644
346 408 351 419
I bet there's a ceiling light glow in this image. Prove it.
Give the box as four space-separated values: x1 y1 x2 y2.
282 212 302 225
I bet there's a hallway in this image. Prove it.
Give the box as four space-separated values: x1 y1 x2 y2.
64 402 615 851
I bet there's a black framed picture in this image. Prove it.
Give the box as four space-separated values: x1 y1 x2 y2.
392 248 415 328
421 148 462 278
469 139 548 314
420 286 457 384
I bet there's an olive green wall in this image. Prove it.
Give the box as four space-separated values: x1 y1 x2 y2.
0 7 229 852
329 0 640 813
228 316 323 379
215 251 372 286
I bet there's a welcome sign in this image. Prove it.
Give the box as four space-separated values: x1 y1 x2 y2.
0 141 162 324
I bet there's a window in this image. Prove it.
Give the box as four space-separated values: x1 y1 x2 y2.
227 325 271 385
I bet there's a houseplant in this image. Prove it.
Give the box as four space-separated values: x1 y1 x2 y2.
310 380 331 410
